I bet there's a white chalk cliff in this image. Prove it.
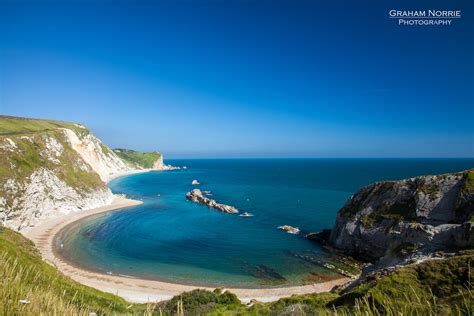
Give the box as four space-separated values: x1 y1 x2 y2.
62 128 133 182
0 118 168 230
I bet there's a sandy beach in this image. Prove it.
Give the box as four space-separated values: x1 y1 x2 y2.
23 194 350 304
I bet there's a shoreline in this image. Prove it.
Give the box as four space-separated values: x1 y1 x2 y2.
105 168 161 183
105 164 181 183
23 173 350 304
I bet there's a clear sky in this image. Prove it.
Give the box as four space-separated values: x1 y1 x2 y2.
1 0 473 158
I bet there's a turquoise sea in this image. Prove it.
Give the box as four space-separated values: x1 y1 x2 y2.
56 159 473 288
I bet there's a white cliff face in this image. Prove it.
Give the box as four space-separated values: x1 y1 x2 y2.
0 127 122 230
152 155 164 169
62 128 134 182
0 121 170 231
152 154 178 171
2 168 113 230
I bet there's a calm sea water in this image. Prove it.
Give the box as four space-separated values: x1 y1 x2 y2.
56 159 473 287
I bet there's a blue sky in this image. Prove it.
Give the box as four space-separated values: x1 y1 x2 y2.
1 0 473 158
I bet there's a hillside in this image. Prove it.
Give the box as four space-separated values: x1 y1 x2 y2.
0 226 148 315
113 148 162 169
1 225 471 315
0 116 164 230
0 115 92 137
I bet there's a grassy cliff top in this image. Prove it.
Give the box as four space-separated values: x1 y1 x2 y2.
113 148 161 169
0 116 89 138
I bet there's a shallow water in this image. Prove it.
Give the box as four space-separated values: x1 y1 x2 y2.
57 159 473 287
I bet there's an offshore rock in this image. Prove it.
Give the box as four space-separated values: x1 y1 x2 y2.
278 225 300 234
186 189 239 214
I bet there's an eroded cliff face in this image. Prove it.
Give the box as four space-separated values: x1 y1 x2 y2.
328 170 474 263
0 117 167 230
62 128 133 182
0 126 118 230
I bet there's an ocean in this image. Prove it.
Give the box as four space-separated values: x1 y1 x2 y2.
56 158 473 287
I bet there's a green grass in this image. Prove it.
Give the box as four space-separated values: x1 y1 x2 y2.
329 250 473 315
0 227 149 315
157 289 241 315
0 115 89 139
0 129 104 192
113 148 161 169
0 225 472 315
0 128 105 227
464 169 474 193
159 252 473 315
0 116 104 201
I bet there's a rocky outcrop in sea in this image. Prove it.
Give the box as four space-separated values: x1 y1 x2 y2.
186 189 239 214
278 225 300 234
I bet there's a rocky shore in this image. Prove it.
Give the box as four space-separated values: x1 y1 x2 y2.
186 189 239 214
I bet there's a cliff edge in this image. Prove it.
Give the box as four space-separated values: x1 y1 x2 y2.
0 116 167 230
310 170 473 269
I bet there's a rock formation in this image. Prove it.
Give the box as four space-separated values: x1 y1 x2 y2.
309 170 474 269
186 189 239 214
62 129 136 182
0 116 170 230
152 154 179 171
278 225 300 234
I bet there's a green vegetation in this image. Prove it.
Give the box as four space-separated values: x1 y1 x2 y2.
0 227 149 315
100 142 113 155
113 148 161 169
157 289 241 315
0 117 105 226
0 115 89 139
0 129 104 193
160 252 473 315
331 250 473 315
0 225 472 315
464 169 474 193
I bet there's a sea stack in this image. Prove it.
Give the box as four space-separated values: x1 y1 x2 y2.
186 189 239 214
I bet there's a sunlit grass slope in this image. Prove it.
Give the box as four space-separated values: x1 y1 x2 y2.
113 148 162 169
0 226 148 315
